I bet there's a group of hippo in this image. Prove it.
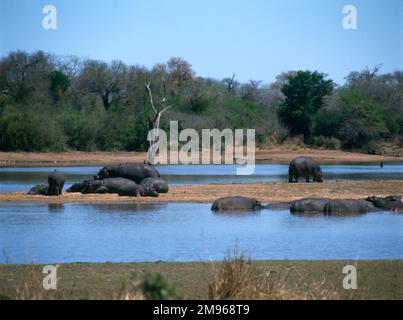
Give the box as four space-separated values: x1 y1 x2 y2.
212 156 402 215
211 195 403 215
28 164 169 197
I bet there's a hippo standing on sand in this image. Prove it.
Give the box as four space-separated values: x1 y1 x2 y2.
95 164 160 184
47 171 65 196
211 196 263 212
289 156 323 183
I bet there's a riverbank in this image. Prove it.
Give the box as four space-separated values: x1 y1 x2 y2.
1 147 402 167
0 260 401 300
1 180 403 204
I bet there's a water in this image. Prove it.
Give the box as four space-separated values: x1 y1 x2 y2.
1 163 402 193
0 202 402 264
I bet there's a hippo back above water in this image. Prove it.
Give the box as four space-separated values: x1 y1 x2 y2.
96 164 160 184
211 196 263 212
289 156 323 183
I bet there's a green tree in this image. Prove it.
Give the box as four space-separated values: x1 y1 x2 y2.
336 88 388 150
278 71 334 143
50 70 70 101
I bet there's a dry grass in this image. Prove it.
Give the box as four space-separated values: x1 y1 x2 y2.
208 250 345 300
1 180 403 204
1 260 401 300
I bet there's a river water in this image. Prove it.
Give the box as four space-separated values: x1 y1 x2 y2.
0 164 402 264
1 163 402 193
0 203 402 264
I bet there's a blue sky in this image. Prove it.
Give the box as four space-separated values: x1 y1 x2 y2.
0 0 401 85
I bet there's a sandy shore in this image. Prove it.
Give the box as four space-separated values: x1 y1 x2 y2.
1 180 402 204
0 147 401 167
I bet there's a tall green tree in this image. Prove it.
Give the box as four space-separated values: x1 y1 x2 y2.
278 71 334 143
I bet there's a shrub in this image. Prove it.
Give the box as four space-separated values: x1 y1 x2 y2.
140 273 176 300
312 136 341 150
0 108 64 151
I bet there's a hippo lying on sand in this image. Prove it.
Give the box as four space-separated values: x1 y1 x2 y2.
95 164 160 184
28 183 49 195
140 177 169 194
67 178 158 197
211 196 263 212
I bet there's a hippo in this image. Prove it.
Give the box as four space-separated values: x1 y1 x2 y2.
323 199 376 216
140 177 169 194
289 156 323 183
47 171 65 196
28 184 49 195
67 178 158 197
366 196 403 212
95 164 160 184
290 198 330 215
211 196 263 212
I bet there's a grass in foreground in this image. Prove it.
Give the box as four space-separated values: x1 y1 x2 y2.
0 259 401 300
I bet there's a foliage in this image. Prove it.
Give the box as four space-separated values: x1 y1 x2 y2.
0 50 400 152
279 71 334 143
139 273 176 300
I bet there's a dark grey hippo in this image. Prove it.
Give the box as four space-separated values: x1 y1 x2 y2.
290 198 330 215
367 195 403 212
47 171 65 196
323 199 375 216
289 156 323 183
28 184 49 195
140 177 169 194
211 196 263 212
95 164 160 184
67 178 158 197
48 170 66 196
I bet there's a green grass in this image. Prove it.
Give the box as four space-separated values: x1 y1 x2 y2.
0 260 402 300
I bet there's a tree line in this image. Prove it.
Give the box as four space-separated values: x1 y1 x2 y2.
0 50 402 153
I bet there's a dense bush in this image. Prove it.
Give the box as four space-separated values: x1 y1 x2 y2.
0 51 401 152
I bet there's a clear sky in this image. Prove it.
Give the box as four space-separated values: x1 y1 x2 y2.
0 0 401 85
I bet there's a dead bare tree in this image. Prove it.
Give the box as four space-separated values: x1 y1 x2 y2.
145 82 174 163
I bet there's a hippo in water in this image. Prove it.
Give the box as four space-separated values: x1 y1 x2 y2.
323 199 375 216
290 198 330 215
95 164 160 184
288 156 323 183
67 178 158 197
366 195 403 212
211 196 263 212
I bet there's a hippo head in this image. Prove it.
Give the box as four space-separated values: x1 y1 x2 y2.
81 180 103 194
367 195 403 211
314 171 324 183
67 181 87 193
97 168 110 179
254 201 263 210
141 185 159 198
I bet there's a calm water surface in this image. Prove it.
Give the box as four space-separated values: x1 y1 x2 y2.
0 202 402 264
1 163 402 192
